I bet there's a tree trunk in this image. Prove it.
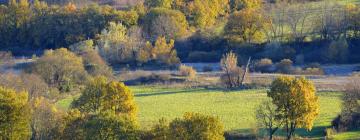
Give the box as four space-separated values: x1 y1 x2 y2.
240 57 251 86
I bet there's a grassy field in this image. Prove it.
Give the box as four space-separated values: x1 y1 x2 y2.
56 86 360 139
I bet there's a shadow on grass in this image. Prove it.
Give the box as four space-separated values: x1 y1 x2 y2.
225 126 328 139
135 88 210 97
134 86 262 97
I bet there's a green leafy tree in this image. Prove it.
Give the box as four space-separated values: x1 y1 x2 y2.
0 87 31 139
267 76 319 140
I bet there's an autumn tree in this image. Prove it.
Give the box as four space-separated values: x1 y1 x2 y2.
151 36 180 65
28 48 87 92
83 113 138 139
0 86 31 139
72 76 137 120
143 7 188 41
0 73 50 99
69 40 113 78
173 0 229 28
225 5 270 44
346 4 360 38
230 0 263 11
31 97 64 140
267 76 319 140
67 77 138 139
145 0 173 8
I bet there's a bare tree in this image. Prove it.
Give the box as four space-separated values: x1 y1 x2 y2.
256 100 282 140
220 52 250 88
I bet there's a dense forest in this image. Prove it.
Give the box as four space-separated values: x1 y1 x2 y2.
0 0 359 139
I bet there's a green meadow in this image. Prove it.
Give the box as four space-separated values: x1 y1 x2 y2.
56 85 360 139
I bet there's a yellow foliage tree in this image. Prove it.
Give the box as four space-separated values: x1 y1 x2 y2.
0 86 31 139
267 76 319 140
173 0 229 28
225 7 270 44
72 76 137 120
151 36 180 65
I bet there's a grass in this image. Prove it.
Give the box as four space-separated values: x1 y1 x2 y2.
56 85 360 139
332 129 360 139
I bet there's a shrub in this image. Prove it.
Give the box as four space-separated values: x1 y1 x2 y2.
275 59 294 74
28 48 88 92
254 58 273 73
178 65 197 80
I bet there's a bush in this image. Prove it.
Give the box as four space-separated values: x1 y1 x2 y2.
28 48 88 92
146 113 224 140
178 65 197 80
275 59 294 74
254 58 273 73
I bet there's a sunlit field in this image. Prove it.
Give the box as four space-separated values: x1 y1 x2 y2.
55 85 360 139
